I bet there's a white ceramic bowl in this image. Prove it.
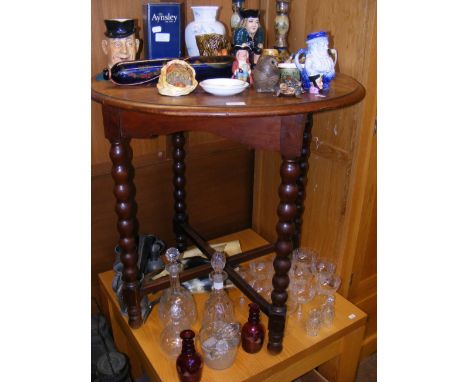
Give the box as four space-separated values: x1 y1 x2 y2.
199 78 249 96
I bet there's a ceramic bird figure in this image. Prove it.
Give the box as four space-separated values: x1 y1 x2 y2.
252 55 280 93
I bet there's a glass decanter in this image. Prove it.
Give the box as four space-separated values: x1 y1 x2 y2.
199 251 240 370
201 251 235 326
158 247 197 326
160 303 192 359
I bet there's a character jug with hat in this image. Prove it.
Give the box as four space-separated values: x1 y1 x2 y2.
101 19 140 70
294 31 337 91
232 45 253 84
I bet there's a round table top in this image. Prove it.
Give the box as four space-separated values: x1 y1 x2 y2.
91 73 365 118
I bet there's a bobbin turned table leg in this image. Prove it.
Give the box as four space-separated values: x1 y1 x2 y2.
109 139 142 328
172 132 188 252
268 156 300 354
293 113 313 249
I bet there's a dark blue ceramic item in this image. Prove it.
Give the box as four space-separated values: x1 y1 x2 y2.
102 56 234 85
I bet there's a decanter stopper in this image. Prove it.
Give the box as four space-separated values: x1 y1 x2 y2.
166 247 181 271
241 303 265 353
176 330 203 382
211 251 225 272
211 251 227 290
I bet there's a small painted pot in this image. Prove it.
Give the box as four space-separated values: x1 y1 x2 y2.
278 62 301 82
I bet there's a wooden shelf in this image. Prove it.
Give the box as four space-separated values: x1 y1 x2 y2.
99 229 367 382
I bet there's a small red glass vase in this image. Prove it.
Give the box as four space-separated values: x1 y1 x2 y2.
176 330 203 382
241 303 265 353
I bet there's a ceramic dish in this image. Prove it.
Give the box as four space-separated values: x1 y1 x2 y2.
199 78 249 96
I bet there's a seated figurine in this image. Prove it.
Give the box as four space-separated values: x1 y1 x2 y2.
232 9 264 65
232 46 253 84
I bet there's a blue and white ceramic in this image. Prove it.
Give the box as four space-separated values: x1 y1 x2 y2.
294 31 337 91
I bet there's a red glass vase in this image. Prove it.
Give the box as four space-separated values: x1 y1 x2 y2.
241 303 265 353
176 330 203 382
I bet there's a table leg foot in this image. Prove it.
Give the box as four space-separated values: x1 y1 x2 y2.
267 306 287 354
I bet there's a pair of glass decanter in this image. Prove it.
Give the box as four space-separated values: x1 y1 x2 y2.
158 248 241 370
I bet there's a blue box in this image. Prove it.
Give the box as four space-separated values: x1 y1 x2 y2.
143 3 183 59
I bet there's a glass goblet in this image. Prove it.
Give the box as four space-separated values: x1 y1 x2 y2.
317 272 341 296
288 248 316 319
248 261 274 302
315 257 337 275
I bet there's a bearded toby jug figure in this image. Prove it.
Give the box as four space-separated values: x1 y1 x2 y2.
232 9 264 65
102 19 140 71
294 31 337 92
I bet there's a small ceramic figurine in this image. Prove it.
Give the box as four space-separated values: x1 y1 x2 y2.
252 54 280 92
101 19 140 71
232 47 253 84
232 9 264 65
157 60 198 96
294 31 337 91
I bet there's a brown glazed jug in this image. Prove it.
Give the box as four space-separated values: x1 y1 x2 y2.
176 330 203 382
241 303 265 353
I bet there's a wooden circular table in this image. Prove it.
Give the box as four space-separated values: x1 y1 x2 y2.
92 73 365 354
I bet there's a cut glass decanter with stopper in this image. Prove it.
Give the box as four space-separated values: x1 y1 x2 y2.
199 251 240 370
202 251 235 325
157 247 197 326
